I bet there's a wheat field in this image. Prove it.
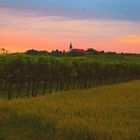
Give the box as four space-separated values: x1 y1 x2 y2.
0 80 140 140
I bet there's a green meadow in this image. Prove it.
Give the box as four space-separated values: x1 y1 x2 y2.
0 80 140 140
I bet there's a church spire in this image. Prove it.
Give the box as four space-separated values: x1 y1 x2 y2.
69 43 73 51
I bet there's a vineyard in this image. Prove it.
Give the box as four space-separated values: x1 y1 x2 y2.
0 54 140 99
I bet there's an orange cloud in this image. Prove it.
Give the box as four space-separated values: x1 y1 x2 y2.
0 8 140 53
0 29 140 53
0 29 59 52
117 35 140 46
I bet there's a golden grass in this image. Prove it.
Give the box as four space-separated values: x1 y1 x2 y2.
0 81 140 140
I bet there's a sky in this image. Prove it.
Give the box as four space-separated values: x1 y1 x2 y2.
0 0 140 53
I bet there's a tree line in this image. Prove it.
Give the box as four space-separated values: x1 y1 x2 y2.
24 48 140 57
0 54 140 99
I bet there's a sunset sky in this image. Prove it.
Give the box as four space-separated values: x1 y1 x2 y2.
0 0 140 53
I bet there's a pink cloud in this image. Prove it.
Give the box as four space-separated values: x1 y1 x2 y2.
0 8 140 53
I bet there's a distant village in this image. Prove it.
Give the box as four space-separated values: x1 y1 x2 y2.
69 43 86 53
0 43 137 56
0 43 99 56
25 43 102 56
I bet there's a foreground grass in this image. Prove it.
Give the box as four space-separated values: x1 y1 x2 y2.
0 81 140 140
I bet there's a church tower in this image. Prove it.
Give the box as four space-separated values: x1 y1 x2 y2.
69 43 73 51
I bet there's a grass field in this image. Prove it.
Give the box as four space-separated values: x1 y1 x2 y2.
0 80 140 140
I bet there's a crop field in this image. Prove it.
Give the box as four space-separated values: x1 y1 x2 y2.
0 80 140 140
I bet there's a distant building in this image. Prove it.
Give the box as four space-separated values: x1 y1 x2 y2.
69 43 86 53
68 43 86 56
69 43 73 51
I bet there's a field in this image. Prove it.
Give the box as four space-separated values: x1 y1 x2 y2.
0 80 140 140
